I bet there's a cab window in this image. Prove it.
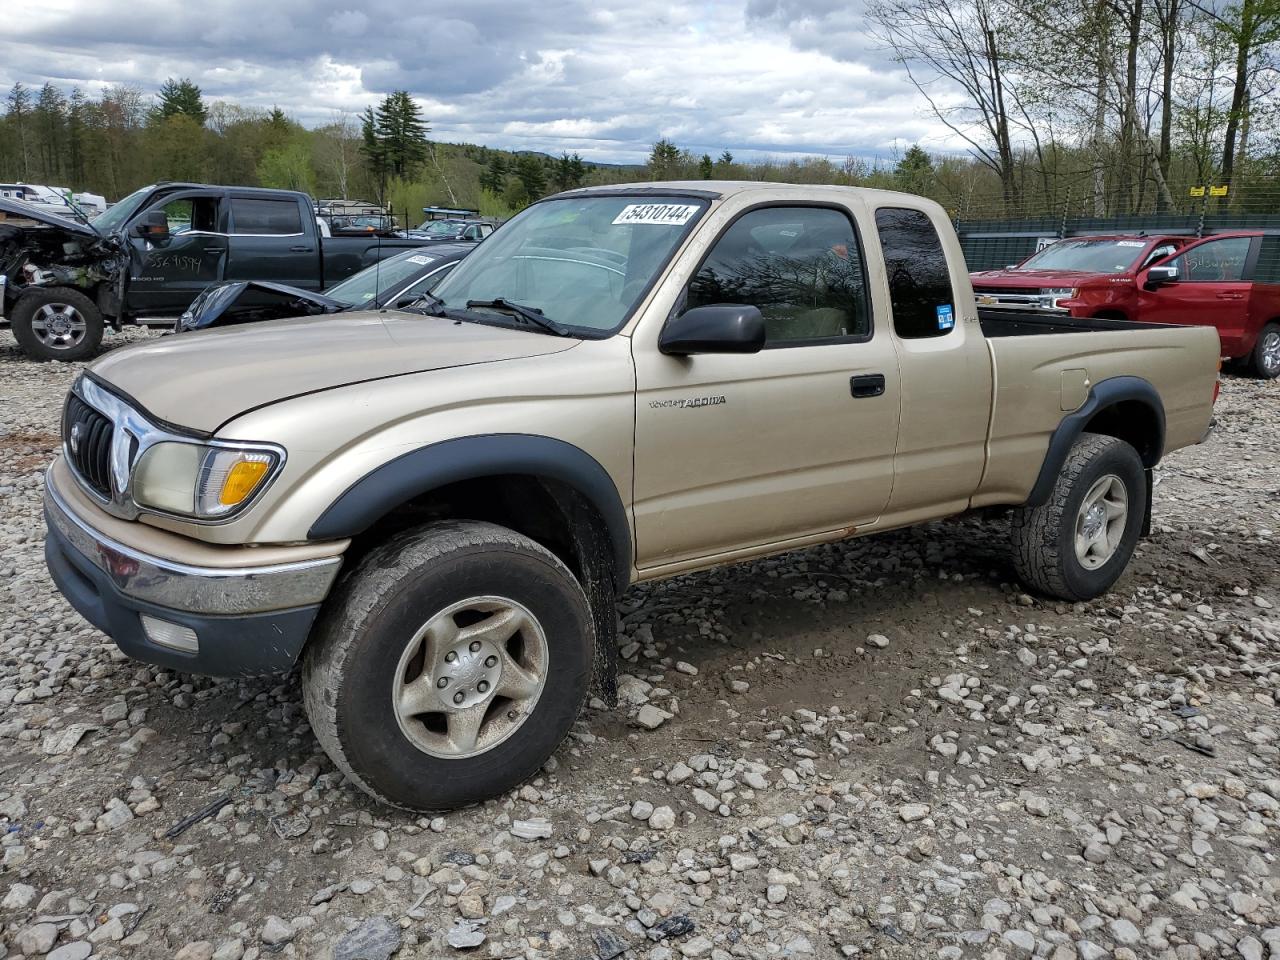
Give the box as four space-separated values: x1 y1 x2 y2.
1166 237 1252 282
874 207 955 339
155 196 221 234
230 198 303 235
687 206 871 345
1141 241 1181 268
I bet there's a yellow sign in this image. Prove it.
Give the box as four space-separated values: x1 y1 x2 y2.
1209 185 1229 196
1190 186 1206 197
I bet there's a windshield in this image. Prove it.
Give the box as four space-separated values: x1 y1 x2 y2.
91 185 154 233
325 250 440 306
1016 239 1148 274
429 195 708 334
417 220 461 235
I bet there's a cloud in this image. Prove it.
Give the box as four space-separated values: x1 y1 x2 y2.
0 0 963 163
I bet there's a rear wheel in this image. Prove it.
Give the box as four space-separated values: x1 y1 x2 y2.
11 287 104 362
1249 323 1280 379
302 520 594 811
1010 433 1147 601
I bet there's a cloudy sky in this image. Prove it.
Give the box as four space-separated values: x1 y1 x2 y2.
1 0 960 164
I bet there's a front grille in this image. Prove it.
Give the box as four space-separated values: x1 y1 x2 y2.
974 285 1040 297
63 393 114 499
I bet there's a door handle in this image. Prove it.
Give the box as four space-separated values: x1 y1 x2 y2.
850 374 886 398
289 245 313 252
202 246 223 254
1215 292 1244 300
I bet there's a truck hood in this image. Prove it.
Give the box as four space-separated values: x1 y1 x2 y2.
88 311 582 434
971 268 1106 286
0 196 100 237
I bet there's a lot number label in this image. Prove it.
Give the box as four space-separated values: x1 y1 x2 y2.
612 204 700 226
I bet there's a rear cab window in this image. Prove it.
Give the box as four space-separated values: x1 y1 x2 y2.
874 207 956 339
230 198 304 235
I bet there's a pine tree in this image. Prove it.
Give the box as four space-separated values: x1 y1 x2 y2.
481 153 507 193
699 154 713 179
34 83 67 181
360 105 388 199
67 88 88 185
893 145 935 195
569 153 586 187
156 77 207 126
374 91 429 178
647 139 681 179
718 150 733 165
515 154 547 199
553 152 586 191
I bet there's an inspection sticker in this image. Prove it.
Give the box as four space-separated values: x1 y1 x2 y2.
936 303 955 331
1116 240 1145 247
406 255 436 265
612 203 700 226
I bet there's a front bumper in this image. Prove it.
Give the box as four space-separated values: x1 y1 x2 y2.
44 469 343 677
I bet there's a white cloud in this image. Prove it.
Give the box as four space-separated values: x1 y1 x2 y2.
0 0 967 163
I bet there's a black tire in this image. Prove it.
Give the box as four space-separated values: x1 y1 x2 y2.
302 520 594 811
1249 322 1280 379
11 287 105 362
1010 433 1147 601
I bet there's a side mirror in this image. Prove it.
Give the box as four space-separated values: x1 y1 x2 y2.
131 210 170 241
1144 265 1178 290
659 304 766 356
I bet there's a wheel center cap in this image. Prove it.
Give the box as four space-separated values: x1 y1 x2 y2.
1082 503 1106 540
437 639 502 709
51 317 70 335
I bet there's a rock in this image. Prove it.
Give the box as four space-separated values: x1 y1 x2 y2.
334 916 401 960
1003 930 1035 954
867 634 890 649
96 798 134 832
48 944 93 960
1083 841 1110 864
636 704 673 729
458 884 486 919
1024 795 1052 817
899 803 930 822
631 799 655 821
175 942 216 960
729 679 750 694
1109 918 1141 946
679 935 713 957
3 881 37 909
1016 647 1038 668
17 923 59 955
41 722 97 755
211 940 245 960
728 852 758 871
648 805 676 830
446 919 486 949
260 916 295 947
511 818 552 840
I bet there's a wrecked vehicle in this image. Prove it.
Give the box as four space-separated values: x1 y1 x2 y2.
43 181 1219 811
176 243 472 332
0 185 432 361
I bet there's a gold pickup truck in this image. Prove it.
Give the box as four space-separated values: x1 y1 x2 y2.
42 182 1220 810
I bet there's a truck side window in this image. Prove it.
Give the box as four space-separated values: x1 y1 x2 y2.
155 197 220 234
687 206 870 344
231 198 304 236
1166 237 1251 282
874 207 954 339
1141 242 1180 268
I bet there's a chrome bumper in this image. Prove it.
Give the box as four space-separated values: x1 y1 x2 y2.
44 472 341 615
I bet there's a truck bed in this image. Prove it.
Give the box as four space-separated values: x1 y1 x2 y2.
978 308 1165 337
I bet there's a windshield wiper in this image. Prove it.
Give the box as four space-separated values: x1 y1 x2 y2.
399 290 448 315
465 298 573 336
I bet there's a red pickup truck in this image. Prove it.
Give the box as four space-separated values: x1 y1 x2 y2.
971 232 1280 378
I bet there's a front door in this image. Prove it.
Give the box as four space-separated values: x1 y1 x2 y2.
632 203 901 570
1139 235 1255 356
126 191 228 316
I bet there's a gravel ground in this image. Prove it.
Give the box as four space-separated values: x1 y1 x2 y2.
0 328 1277 960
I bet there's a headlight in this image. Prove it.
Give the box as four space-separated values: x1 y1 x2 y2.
132 441 281 519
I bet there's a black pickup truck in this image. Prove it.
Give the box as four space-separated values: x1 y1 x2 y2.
0 183 431 360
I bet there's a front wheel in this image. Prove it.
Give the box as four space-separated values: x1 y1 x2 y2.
302 521 594 811
1010 433 1147 601
11 287 105 362
1249 323 1280 379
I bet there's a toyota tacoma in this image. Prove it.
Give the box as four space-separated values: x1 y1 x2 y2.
43 182 1221 810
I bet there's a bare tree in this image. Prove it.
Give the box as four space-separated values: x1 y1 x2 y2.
867 0 1022 208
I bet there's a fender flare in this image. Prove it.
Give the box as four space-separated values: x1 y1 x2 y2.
307 434 632 589
1025 375 1165 508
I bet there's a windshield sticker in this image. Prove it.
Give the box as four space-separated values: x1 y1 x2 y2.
612 203 700 226
1116 240 1145 247
936 304 955 331
406 255 436 265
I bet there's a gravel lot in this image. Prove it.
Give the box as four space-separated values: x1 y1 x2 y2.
0 329 1277 960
